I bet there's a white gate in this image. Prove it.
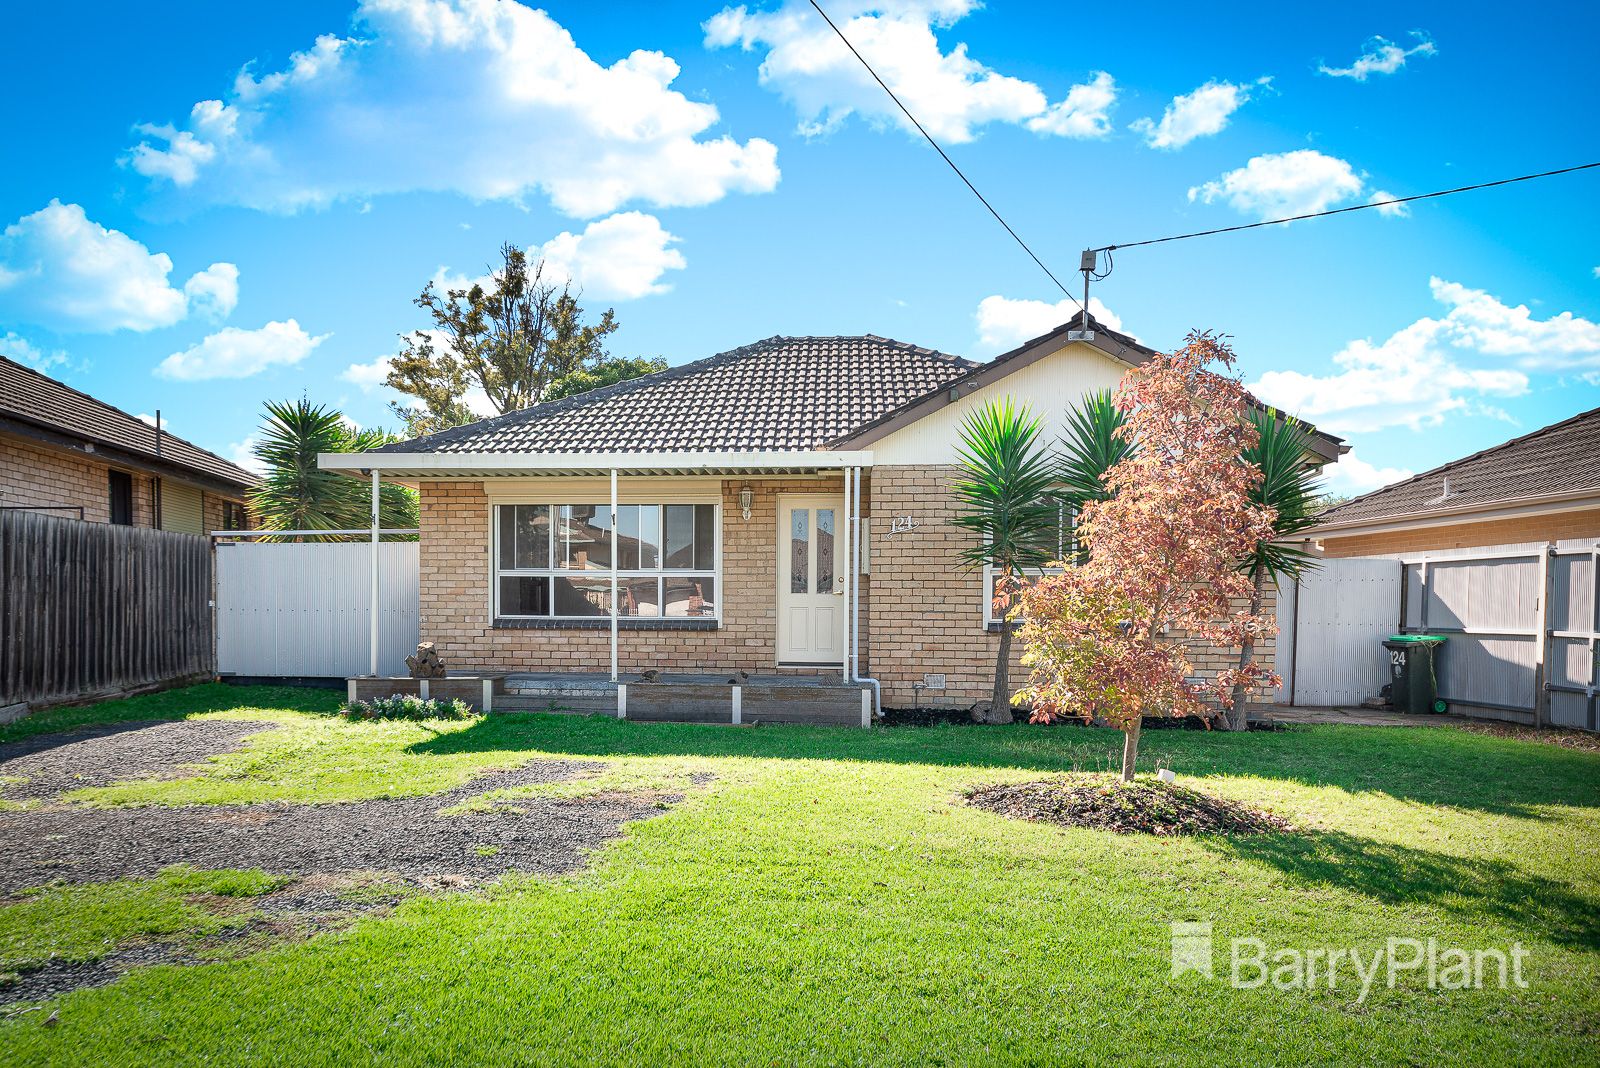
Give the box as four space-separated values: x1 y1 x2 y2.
216 541 419 678
1279 558 1402 705
1548 545 1599 731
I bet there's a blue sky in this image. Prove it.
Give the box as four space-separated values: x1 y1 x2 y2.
2 0 1596 494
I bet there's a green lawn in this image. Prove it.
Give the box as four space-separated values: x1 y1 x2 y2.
3 684 1598 1066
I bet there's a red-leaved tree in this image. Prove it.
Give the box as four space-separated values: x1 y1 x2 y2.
1017 332 1280 782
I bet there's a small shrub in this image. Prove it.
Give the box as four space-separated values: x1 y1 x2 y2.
340 693 476 722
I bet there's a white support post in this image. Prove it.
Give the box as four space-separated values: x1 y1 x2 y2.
731 685 742 725
851 465 862 681
610 468 619 684
369 468 380 677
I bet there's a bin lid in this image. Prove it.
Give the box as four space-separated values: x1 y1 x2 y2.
1385 634 1447 644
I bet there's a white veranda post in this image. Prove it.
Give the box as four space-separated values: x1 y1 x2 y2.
369 468 380 677
610 468 619 683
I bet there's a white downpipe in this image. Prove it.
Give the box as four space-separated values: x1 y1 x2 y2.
369 468 380 677
841 467 852 682
610 468 619 684
850 465 880 723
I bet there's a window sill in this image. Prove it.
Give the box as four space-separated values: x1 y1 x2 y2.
493 617 720 631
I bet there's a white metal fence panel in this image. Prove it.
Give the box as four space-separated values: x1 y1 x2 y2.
1400 550 1542 716
1286 557 1402 705
216 542 419 678
1548 547 1598 730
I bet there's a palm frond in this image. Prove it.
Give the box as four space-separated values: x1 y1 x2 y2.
1240 409 1324 582
950 398 1059 576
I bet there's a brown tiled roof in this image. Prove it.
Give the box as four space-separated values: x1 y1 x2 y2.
1316 406 1600 529
378 335 977 454
0 355 258 490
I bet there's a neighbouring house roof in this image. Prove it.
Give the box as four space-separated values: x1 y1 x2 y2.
1315 405 1600 535
374 335 977 454
0 354 258 493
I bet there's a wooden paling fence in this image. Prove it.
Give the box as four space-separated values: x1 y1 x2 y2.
0 510 214 707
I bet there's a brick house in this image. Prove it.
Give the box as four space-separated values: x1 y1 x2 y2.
0 355 257 534
323 313 1343 713
1314 406 1600 557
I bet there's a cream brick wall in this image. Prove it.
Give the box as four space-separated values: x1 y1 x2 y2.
417 466 1268 711
0 432 249 530
417 475 867 675
866 464 1273 710
1320 508 1600 558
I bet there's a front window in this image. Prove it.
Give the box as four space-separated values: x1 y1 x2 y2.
495 503 718 620
982 499 1076 625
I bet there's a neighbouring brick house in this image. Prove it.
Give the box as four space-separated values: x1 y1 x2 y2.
1314 406 1600 557
0 354 257 534
323 313 1343 712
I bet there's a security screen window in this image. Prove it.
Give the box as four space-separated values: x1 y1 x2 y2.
495 503 717 620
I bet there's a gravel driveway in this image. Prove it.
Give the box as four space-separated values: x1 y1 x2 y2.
0 719 671 893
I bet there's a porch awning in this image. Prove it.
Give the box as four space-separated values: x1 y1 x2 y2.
317 449 874 479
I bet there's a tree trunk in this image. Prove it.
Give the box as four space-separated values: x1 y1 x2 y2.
1120 717 1142 782
1223 564 1268 731
975 618 1017 725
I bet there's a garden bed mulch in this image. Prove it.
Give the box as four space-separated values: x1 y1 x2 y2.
966 777 1294 836
0 720 278 802
1453 721 1600 753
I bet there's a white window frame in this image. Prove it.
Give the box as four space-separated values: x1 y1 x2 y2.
980 499 1077 625
492 501 721 623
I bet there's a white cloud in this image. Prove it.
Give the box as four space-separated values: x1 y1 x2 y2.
1189 150 1365 221
341 355 395 392
226 437 268 477
1025 71 1117 138
975 294 1122 353
1368 190 1410 218
1130 77 1268 150
705 2 1115 143
1322 451 1414 496
534 212 686 300
0 332 70 372
1248 277 1599 435
1428 277 1600 372
1319 32 1437 81
0 201 238 333
124 0 778 218
157 319 327 380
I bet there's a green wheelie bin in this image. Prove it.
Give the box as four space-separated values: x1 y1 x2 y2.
1382 634 1448 714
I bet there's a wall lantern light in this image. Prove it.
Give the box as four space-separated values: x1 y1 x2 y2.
739 483 754 520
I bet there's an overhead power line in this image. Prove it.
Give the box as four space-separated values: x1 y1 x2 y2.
807 0 1081 309
1094 161 1600 253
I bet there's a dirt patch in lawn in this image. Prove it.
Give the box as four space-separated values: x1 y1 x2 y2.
0 719 277 802
1 872 416 1005
966 777 1294 836
0 760 670 894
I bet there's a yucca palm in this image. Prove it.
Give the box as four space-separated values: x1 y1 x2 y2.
1056 389 1137 558
1223 409 1323 729
952 399 1060 724
248 400 417 539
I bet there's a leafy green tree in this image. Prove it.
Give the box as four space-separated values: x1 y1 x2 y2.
248 400 417 539
545 355 668 401
952 398 1060 724
387 244 622 436
1223 410 1323 730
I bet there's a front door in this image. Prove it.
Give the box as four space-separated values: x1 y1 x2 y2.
776 495 845 664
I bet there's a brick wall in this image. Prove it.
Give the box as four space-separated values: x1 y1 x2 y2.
417 467 1269 710
0 435 154 525
0 432 249 530
866 464 1273 711
1320 508 1600 558
417 475 865 675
